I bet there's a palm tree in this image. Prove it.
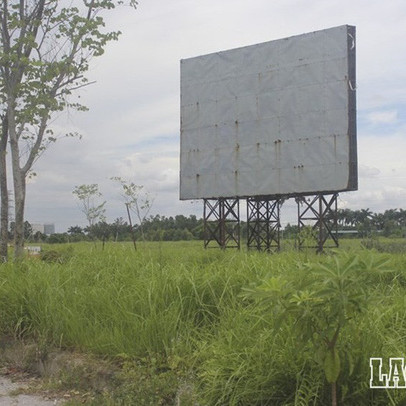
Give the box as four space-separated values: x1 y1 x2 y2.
371 213 385 231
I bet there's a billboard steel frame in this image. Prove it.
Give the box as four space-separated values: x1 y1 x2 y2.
296 193 339 252
247 197 281 252
203 198 240 249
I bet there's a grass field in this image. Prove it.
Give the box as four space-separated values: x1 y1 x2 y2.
1 240 406 405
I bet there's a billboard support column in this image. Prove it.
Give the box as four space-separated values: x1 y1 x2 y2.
247 197 281 252
203 198 240 249
296 193 339 253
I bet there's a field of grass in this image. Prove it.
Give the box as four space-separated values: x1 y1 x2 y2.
1 240 406 405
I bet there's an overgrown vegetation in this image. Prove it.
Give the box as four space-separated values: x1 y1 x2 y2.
1 241 406 404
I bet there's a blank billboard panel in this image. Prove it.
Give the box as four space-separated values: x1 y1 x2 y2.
180 25 357 200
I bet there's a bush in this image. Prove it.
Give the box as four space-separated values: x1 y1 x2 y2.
40 246 74 263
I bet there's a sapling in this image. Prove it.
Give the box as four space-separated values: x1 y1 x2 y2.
111 176 154 245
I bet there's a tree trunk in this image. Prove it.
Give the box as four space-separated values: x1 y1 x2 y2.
126 203 137 251
0 117 8 262
331 381 337 406
12 171 26 259
8 111 26 260
12 169 26 259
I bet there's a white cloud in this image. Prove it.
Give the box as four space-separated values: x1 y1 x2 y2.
366 110 398 125
358 165 381 178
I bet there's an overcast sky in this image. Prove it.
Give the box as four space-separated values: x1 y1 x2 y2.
24 0 406 232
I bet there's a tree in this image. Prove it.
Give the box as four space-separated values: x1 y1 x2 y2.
67 225 84 236
72 184 106 227
111 176 154 241
23 220 32 240
0 0 137 260
67 225 85 242
371 212 385 231
32 230 46 243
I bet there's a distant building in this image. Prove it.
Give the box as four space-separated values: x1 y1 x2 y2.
31 223 45 234
31 223 55 235
44 224 55 235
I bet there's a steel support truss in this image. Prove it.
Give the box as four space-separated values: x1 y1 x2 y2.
203 198 240 249
296 193 339 253
247 197 281 252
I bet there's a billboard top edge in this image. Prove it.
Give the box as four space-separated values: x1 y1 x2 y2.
180 24 355 63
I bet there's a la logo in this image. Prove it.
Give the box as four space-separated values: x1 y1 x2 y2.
370 358 406 388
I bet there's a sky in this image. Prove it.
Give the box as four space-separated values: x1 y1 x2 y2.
23 0 406 232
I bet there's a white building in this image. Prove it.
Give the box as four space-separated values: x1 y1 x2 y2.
31 223 55 235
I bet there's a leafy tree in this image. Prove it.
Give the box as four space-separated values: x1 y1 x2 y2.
67 225 84 236
23 220 32 240
67 225 85 242
0 0 137 259
371 212 385 231
111 176 154 241
32 230 46 243
73 184 106 227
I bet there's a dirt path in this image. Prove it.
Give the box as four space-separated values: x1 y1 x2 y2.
0 375 64 405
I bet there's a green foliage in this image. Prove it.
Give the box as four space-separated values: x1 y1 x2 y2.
0 0 138 259
40 246 74 264
48 233 69 244
101 357 184 405
337 208 406 237
72 184 106 226
111 177 152 211
111 176 154 241
361 237 406 253
242 250 393 404
137 215 203 241
0 243 405 404
324 349 340 384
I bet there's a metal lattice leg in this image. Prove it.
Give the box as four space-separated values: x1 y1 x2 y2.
203 198 240 249
247 197 281 252
296 193 338 253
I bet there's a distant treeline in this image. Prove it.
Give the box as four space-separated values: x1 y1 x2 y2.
24 207 406 244
25 215 205 244
336 207 406 237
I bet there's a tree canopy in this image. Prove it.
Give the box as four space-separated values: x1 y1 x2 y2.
0 0 137 259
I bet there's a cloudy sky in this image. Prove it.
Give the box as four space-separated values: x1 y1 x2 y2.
24 0 406 232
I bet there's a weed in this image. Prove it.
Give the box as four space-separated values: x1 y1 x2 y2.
0 241 405 404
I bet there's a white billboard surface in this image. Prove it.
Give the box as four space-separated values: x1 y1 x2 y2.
180 25 357 200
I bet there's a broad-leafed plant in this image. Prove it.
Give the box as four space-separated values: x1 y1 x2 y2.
243 251 392 406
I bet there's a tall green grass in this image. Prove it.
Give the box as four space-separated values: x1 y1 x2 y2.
1 241 406 404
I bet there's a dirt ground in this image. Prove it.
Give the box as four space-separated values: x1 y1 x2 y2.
0 374 64 405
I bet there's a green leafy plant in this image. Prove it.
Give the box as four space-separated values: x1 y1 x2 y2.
243 251 393 406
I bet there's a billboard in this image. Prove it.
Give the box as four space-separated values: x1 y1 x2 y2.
180 25 357 200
